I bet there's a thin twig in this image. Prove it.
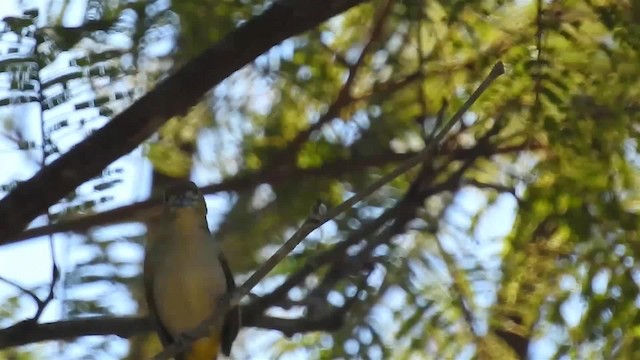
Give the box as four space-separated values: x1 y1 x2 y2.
308 140 486 303
151 61 504 360
0 276 40 305
31 263 59 322
465 179 517 197
0 265 58 323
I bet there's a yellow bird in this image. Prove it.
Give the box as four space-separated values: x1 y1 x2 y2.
144 181 240 360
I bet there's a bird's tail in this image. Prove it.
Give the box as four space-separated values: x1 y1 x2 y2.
182 330 221 360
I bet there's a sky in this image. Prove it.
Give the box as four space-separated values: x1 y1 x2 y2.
0 1 587 359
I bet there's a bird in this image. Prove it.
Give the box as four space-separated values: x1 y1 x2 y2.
144 181 240 360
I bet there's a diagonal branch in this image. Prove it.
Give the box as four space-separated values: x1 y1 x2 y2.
0 0 371 244
292 144 482 312
0 276 41 305
310 142 487 303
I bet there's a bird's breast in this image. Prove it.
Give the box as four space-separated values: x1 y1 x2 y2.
152 223 227 337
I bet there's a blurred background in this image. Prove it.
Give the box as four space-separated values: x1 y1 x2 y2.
0 0 639 359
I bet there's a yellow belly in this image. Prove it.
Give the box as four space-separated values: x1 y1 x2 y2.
186 332 221 360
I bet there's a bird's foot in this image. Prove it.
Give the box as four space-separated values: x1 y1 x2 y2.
173 331 197 352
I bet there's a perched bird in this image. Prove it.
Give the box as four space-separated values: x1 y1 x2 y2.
144 181 240 360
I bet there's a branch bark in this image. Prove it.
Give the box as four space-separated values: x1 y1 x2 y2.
0 0 370 244
0 311 350 349
0 317 151 348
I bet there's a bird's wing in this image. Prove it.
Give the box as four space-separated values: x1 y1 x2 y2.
219 251 241 356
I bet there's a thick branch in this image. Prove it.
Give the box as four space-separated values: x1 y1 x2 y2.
0 311 349 349
0 317 152 348
0 0 370 244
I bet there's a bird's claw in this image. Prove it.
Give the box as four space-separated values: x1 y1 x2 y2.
174 332 196 352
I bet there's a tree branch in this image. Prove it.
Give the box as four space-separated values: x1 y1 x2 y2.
4 151 415 245
0 310 355 349
0 0 371 244
0 317 152 348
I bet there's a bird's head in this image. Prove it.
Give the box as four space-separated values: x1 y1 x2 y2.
163 181 207 215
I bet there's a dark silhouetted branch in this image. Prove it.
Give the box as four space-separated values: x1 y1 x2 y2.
0 307 356 348
0 317 151 348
